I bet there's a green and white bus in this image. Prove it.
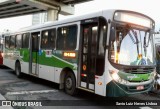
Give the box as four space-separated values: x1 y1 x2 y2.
3 9 156 97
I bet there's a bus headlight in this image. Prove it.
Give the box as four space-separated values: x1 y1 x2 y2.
109 70 120 81
109 70 128 84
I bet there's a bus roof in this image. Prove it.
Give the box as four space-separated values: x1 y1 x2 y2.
7 9 154 35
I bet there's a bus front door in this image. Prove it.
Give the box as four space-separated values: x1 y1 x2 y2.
80 24 98 91
29 32 40 75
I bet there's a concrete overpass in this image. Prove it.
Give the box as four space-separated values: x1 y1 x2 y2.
0 0 92 20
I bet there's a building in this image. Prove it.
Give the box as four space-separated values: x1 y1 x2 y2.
32 12 48 25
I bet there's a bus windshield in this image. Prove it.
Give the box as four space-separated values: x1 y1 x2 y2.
109 25 155 66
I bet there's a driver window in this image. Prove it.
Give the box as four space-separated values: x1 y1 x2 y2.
109 26 128 63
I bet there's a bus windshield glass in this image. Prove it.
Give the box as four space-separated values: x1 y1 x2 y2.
109 25 155 66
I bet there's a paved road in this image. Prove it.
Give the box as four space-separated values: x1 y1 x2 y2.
0 66 159 109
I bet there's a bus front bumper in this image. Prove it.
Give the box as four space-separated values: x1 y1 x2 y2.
106 80 154 97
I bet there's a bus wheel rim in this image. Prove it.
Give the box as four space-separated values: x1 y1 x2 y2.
66 77 72 89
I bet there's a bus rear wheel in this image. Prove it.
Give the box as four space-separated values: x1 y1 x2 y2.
15 62 22 78
64 71 77 95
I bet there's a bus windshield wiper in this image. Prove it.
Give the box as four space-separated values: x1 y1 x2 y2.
128 29 139 44
143 31 151 57
143 30 151 48
128 28 140 56
126 25 139 44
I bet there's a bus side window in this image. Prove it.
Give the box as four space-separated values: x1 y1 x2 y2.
57 25 77 50
50 29 56 49
57 28 64 50
22 33 29 48
5 36 10 48
41 29 56 49
41 30 49 49
10 35 15 49
16 34 22 49
67 26 77 50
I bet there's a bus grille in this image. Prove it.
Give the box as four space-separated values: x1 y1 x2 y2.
123 67 154 74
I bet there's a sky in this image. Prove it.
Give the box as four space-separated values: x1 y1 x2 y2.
73 0 160 30
0 0 160 32
0 15 32 33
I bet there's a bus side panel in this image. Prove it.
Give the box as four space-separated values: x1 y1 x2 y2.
18 48 30 74
37 48 78 82
39 65 54 82
9 59 16 70
54 67 62 83
3 50 16 69
3 58 11 68
21 62 29 74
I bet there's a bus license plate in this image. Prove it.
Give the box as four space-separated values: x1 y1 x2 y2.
136 85 144 90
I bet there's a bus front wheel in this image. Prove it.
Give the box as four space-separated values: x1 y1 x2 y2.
64 71 77 95
15 62 22 78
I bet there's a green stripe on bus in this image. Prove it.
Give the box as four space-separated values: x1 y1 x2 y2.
20 49 77 70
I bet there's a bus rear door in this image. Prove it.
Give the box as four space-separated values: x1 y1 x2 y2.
29 32 40 75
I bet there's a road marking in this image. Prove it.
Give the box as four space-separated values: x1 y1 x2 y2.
0 93 6 100
139 107 153 109
6 89 58 95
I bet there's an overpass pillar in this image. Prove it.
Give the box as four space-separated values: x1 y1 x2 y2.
47 9 59 21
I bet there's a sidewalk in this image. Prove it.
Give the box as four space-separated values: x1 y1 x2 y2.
0 93 13 109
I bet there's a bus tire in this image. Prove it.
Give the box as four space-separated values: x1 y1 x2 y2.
64 71 77 95
15 62 22 78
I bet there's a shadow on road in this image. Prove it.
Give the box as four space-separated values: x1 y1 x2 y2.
19 73 59 89
0 65 10 69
